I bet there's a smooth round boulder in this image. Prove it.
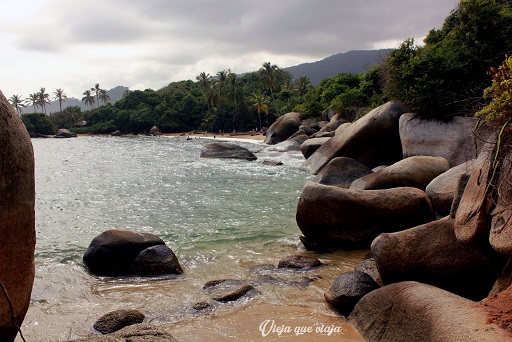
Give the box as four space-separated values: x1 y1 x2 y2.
132 245 183 276
200 142 257 161
302 102 409 175
324 271 379 316
83 229 166 276
372 217 496 300
316 114 347 133
149 125 162 136
349 282 512 342
93 309 145 334
301 137 331 159
350 156 450 191
314 157 371 188
264 112 303 145
296 182 435 250
277 255 321 269
0 91 36 341
302 118 320 131
55 128 77 138
264 130 309 152
426 159 476 215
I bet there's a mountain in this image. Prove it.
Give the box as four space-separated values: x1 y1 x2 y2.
22 86 129 114
284 49 393 86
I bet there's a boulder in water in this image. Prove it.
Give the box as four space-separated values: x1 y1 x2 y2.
200 142 257 161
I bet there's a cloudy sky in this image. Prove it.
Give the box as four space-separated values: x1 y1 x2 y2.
1 0 459 100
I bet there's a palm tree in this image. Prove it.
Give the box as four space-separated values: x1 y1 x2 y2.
91 83 101 107
99 89 110 104
54 88 67 112
26 93 38 112
226 72 245 107
82 89 95 107
196 72 212 90
260 62 279 101
37 87 51 114
250 92 269 130
296 76 312 97
8 94 25 115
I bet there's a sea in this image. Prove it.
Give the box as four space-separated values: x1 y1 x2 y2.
19 136 365 341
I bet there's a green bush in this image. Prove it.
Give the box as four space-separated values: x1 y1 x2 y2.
21 113 57 135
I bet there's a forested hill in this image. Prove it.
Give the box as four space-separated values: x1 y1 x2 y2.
284 49 393 86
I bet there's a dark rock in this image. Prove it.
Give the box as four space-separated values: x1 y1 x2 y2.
296 182 435 249
55 128 77 138
261 160 283 166
301 137 331 159
264 130 309 152
83 229 166 276
302 119 320 130
426 159 476 216
111 130 122 136
0 90 35 341
77 323 177 341
149 126 162 136
302 102 409 175
277 255 321 269
264 112 302 145
213 284 256 302
200 142 257 161
132 245 183 276
299 125 314 136
450 173 471 218
314 131 335 138
372 216 496 300
324 271 379 316
314 157 371 188
317 114 347 133
349 281 511 342
203 279 245 291
350 156 450 191
399 113 483 167
93 309 145 334
193 302 210 311
354 256 382 286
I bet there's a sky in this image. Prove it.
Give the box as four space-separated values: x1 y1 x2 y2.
0 0 459 100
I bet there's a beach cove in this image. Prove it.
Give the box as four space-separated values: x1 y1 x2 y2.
19 135 365 341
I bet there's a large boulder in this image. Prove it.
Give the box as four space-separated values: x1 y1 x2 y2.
313 157 371 188
83 229 182 276
426 159 476 216
263 130 309 152
93 309 145 334
296 182 435 249
372 217 496 300
454 138 497 249
200 142 257 161
489 148 512 255
349 281 512 342
350 156 450 191
0 91 36 341
316 114 347 133
55 128 77 138
300 137 331 159
149 126 162 136
301 118 320 131
399 113 481 167
264 112 302 145
324 271 379 316
301 102 409 175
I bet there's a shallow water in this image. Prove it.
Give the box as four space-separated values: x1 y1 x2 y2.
19 136 364 341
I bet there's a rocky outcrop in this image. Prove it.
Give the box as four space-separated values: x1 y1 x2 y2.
313 157 371 188
93 309 145 334
83 230 182 276
324 271 379 316
264 130 309 152
149 126 162 136
350 156 450 191
399 113 481 167
55 128 77 138
200 142 257 161
301 118 320 131
296 182 435 249
349 281 512 342
316 114 347 133
264 112 302 145
301 102 409 175
372 217 496 300
300 137 331 159
426 159 476 215
0 91 36 341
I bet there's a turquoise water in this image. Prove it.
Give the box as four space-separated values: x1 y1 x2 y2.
21 136 364 341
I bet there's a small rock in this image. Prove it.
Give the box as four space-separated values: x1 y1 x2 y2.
324 271 379 316
93 309 145 334
203 279 245 291
277 255 321 269
261 160 283 166
213 284 256 302
193 302 210 311
132 245 183 276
